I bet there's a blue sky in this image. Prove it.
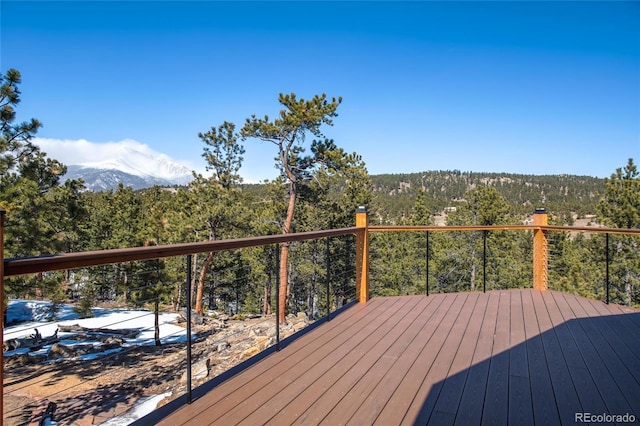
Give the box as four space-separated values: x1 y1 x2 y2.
2 1 639 181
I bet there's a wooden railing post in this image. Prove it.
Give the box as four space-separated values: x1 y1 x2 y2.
533 208 549 291
355 207 369 303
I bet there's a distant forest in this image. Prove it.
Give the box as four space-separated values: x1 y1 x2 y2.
246 170 604 225
371 171 602 218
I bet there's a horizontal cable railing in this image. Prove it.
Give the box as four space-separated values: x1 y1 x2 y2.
366 224 640 307
1 226 361 426
3 227 362 277
2 210 639 425
370 228 533 296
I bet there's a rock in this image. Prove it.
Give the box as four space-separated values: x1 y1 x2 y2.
255 336 271 351
240 346 261 360
180 358 210 383
4 353 46 366
103 336 125 350
292 321 307 332
48 343 77 359
193 358 210 381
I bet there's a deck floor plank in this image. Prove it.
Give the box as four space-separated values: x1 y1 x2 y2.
530 290 583 424
481 291 511 426
543 291 609 415
213 297 419 425
582 297 640 358
347 297 445 425
254 296 430 425
372 293 469 425
574 296 640 384
508 290 534 426
454 291 500 426
313 296 441 425
557 292 634 416
522 288 561 426
565 293 640 414
153 290 640 426
428 292 486 423
409 292 479 425
345 294 452 425
286 296 430 425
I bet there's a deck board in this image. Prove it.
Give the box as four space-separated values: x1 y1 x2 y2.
429 292 485 422
560 292 636 416
212 297 414 425
508 291 534 426
542 291 609 415
568 294 640 412
482 291 510 426
373 293 468 425
153 290 640 426
530 290 583 425
454 291 499 426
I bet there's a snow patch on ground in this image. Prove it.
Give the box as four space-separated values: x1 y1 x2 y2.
4 300 187 355
98 392 172 425
4 300 185 425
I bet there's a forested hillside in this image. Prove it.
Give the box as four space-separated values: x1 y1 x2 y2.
367 171 603 223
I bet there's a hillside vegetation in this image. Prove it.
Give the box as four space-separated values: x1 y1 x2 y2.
367 171 602 223
246 170 603 225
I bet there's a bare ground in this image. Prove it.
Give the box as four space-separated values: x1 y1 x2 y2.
3 315 308 425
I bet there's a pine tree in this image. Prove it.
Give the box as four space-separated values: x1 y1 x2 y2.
189 121 248 315
241 93 343 323
597 158 640 306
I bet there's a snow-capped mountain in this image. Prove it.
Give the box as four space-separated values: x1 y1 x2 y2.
40 139 196 191
64 165 192 191
77 141 194 183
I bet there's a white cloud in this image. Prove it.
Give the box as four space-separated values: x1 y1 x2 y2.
33 137 273 184
33 137 202 177
34 138 187 167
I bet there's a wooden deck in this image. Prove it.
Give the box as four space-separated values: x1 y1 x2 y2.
156 290 640 425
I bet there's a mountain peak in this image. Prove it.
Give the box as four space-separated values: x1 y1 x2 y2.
77 139 193 181
34 138 195 191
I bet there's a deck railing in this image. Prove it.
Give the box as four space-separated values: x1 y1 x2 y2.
1 213 363 426
1 208 639 425
364 223 639 304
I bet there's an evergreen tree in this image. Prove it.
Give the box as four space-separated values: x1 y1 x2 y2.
1 68 87 309
0 68 69 257
241 93 343 322
597 158 640 306
189 121 248 315
598 158 640 229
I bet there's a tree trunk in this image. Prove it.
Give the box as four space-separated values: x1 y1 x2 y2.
122 269 128 303
195 251 215 315
263 275 271 315
470 263 476 291
154 299 161 346
208 275 216 311
279 180 297 323
625 268 632 306
191 253 198 306
173 281 181 312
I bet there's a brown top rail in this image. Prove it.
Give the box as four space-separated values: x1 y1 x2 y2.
4 224 639 278
4 227 364 277
370 224 640 235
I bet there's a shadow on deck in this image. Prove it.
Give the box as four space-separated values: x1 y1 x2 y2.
139 289 640 425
